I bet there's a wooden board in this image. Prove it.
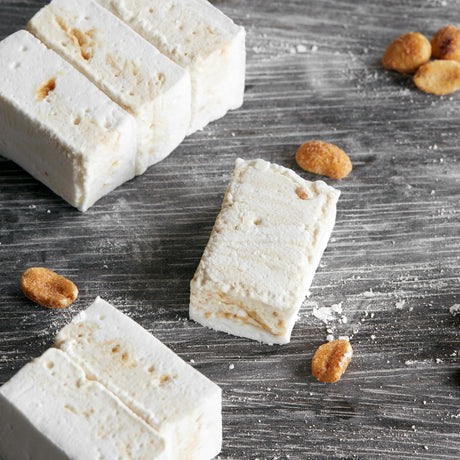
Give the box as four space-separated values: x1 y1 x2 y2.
0 0 459 458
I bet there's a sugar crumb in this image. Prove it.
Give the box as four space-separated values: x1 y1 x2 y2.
296 44 307 53
395 299 406 309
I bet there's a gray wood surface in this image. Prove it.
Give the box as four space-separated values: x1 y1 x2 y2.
0 0 459 458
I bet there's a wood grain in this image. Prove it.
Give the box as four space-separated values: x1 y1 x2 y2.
0 0 459 458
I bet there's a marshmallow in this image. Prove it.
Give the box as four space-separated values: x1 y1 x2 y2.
95 0 246 133
190 158 341 344
0 30 136 211
28 0 191 174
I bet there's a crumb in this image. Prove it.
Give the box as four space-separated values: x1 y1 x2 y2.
296 44 307 53
395 300 406 309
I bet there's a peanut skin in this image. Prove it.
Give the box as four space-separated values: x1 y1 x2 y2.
296 141 352 179
431 26 460 62
414 59 460 95
382 32 431 74
20 267 78 309
312 340 353 383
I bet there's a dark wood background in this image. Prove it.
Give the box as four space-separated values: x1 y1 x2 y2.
0 1 459 458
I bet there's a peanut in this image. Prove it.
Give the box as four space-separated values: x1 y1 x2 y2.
20 267 78 309
312 339 353 383
296 141 352 179
431 26 460 62
382 32 431 74
414 59 460 95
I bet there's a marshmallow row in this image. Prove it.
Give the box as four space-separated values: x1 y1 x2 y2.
0 0 245 210
0 298 222 459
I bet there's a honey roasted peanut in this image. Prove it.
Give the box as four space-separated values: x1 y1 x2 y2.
296 141 352 179
414 59 460 95
20 267 78 309
382 32 431 74
311 339 353 383
431 25 460 62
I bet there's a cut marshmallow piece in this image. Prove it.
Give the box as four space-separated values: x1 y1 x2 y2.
0 298 222 459
190 158 341 344
55 297 222 460
95 0 246 133
0 30 136 211
0 348 167 460
28 0 191 175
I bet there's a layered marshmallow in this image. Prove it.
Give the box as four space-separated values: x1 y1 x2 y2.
55 297 222 460
95 0 246 133
190 158 341 344
0 348 166 460
0 298 222 459
0 30 136 211
28 0 191 174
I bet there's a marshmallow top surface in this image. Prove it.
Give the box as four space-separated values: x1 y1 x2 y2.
0 30 134 160
55 297 221 432
0 348 166 459
189 159 340 343
194 158 340 310
27 0 188 116
96 0 244 68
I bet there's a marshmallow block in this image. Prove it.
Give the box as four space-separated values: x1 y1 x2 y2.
0 298 222 459
28 0 191 174
55 297 222 460
0 31 136 211
0 348 166 460
190 158 341 344
95 0 246 133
